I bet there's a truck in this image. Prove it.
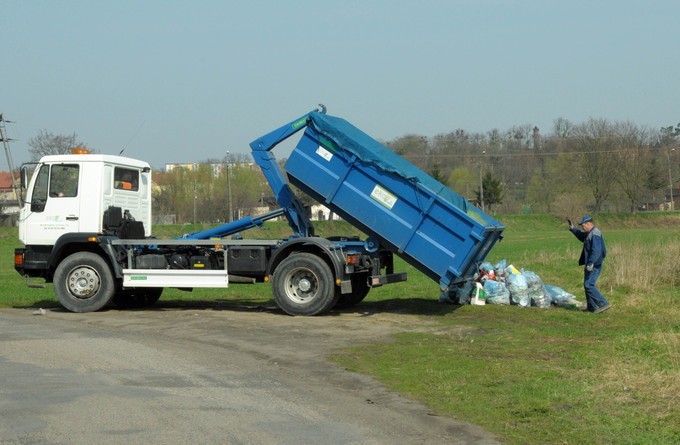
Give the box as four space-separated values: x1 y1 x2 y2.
14 107 504 315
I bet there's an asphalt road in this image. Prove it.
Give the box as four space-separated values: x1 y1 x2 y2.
0 306 499 445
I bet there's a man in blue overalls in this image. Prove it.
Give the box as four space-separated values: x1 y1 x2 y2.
568 215 611 313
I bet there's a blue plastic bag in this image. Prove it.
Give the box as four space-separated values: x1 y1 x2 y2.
545 285 585 309
507 273 530 307
484 280 510 305
479 262 494 273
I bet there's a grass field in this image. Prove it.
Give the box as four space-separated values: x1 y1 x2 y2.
2 213 679 444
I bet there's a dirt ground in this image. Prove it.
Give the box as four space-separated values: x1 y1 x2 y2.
0 304 499 444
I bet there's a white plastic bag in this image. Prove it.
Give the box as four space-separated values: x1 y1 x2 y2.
507 273 530 307
522 270 550 308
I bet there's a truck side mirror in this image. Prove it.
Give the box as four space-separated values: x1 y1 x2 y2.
20 166 28 189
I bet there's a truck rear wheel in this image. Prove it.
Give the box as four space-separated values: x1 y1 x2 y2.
53 252 115 313
273 253 338 316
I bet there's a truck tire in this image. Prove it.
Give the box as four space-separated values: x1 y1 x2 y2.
113 288 163 309
335 273 370 309
53 252 116 313
273 253 338 316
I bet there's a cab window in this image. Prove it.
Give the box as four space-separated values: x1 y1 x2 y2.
114 167 139 191
49 164 79 198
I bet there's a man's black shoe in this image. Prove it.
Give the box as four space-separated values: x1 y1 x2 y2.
594 304 611 314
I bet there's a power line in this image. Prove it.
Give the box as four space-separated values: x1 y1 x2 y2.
402 147 659 159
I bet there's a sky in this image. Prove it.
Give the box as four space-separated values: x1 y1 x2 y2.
2 0 678 170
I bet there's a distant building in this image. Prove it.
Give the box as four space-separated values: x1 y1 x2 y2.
310 204 341 221
0 171 14 196
637 184 679 211
0 171 20 226
164 162 257 176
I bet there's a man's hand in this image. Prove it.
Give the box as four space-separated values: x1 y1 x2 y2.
567 218 574 230
586 264 594 272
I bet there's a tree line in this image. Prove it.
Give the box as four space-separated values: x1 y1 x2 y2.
152 157 268 224
23 117 680 223
384 117 679 216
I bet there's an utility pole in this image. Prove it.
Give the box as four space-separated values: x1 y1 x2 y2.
228 165 233 222
0 114 22 206
478 150 486 211
669 148 676 211
193 180 197 224
226 151 233 222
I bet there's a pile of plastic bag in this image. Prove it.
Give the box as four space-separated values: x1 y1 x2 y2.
440 259 586 309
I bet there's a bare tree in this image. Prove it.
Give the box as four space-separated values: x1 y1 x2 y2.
552 117 573 138
660 122 680 142
613 122 658 212
526 148 586 213
571 119 620 212
504 124 534 151
221 152 252 164
28 130 89 161
385 134 428 170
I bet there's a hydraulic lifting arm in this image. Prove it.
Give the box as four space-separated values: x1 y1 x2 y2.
249 105 327 237
180 106 324 240
178 208 286 240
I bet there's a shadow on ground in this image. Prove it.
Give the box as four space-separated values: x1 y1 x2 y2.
16 297 464 317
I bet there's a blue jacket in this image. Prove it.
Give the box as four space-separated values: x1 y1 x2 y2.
570 226 606 267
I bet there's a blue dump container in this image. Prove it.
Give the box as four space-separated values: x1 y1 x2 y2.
284 112 505 291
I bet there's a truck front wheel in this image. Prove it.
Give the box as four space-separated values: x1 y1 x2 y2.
53 252 115 313
273 253 338 316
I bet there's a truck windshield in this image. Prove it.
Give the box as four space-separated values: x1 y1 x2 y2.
31 165 49 209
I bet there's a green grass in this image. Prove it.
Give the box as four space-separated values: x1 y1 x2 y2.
334 213 680 445
3 212 679 444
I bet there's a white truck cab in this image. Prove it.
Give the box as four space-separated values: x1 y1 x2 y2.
14 150 163 313
20 151 152 245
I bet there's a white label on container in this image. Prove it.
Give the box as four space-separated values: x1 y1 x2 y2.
316 145 333 161
370 184 397 209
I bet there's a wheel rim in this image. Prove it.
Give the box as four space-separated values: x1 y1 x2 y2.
66 265 101 299
284 267 319 304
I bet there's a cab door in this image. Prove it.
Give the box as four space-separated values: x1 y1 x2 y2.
21 163 82 245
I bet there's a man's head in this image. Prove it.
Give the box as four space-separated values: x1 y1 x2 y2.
578 215 594 232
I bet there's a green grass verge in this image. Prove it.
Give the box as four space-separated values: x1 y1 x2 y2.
3 212 679 444
333 213 679 445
